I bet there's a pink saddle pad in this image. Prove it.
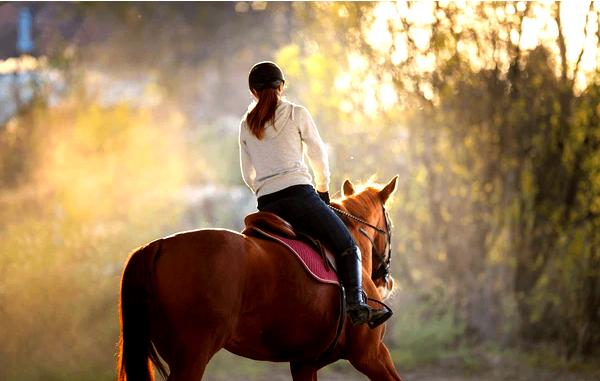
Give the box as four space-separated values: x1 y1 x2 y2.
265 232 339 285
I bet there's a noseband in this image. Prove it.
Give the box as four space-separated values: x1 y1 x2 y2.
329 205 393 284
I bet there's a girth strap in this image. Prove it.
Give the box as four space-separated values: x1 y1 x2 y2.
315 284 346 363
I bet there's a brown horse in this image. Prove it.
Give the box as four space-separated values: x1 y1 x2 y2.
117 176 404 381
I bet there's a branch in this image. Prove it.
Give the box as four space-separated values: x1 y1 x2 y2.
508 2 530 92
399 5 428 103
555 2 568 82
596 3 600 76
572 210 600 228
514 2 531 69
471 4 488 69
572 1 594 87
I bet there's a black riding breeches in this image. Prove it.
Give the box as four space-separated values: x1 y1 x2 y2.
256 184 356 254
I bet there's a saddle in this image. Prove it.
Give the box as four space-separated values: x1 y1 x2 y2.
241 212 338 280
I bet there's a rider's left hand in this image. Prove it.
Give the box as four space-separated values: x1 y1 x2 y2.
318 191 330 205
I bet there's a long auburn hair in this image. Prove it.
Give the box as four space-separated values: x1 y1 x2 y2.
246 87 279 139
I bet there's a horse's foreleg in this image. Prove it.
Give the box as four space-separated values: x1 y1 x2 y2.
290 361 319 381
348 342 403 381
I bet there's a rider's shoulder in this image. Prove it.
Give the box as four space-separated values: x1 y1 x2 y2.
282 100 311 121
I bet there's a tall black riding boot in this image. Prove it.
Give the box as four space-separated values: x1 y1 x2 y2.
339 245 393 328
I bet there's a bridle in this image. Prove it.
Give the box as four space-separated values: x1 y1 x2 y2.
316 203 394 361
329 204 393 284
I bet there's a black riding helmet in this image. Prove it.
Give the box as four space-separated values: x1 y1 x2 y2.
248 61 285 92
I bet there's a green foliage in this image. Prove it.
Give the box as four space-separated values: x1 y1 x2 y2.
296 0 600 363
0 98 189 381
391 296 468 370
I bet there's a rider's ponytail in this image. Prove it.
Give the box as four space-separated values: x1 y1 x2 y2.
247 87 279 139
247 61 285 139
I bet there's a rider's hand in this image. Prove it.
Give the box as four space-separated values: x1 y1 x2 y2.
318 191 330 205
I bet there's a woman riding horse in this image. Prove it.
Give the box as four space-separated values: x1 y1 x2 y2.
117 178 402 380
116 61 404 381
239 61 392 327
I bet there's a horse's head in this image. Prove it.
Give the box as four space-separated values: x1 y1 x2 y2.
332 175 399 300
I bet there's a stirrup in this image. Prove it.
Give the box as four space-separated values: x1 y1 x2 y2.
366 297 394 329
347 291 393 328
347 305 369 326
347 304 393 328
367 308 393 329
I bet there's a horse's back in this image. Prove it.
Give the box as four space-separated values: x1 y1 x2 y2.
152 228 250 315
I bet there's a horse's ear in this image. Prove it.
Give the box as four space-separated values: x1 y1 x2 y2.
342 179 355 197
379 175 398 203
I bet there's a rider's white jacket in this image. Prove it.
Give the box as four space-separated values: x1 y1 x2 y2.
239 98 330 197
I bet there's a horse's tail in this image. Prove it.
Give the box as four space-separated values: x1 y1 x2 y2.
117 240 167 381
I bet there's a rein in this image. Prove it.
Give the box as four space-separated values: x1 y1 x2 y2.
328 205 387 235
328 204 393 283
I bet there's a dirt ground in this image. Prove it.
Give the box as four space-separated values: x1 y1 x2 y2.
203 368 600 381
201 352 600 381
203 367 600 381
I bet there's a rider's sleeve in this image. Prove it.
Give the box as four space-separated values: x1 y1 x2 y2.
297 106 330 193
239 122 256 192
